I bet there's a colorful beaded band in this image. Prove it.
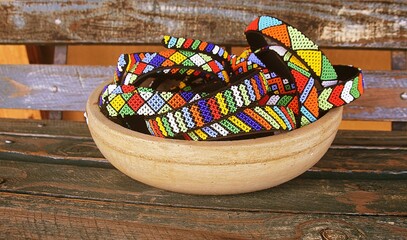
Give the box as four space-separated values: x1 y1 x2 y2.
115 49 230 86
158 31 321 127
145 70 273 138
101 43 233 120
99 85 206 117
245 16 338 87
241 16 363 126
162 35 231 64
99 15 364 141
183 105 296 141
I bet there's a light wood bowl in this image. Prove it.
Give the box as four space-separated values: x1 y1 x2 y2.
86 81 342 195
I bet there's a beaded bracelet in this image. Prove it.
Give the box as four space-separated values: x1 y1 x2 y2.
181 105 296 141
99 16 364 141
241 16 364 126
117 49 230 86
144 70 288 139
100 43 233 119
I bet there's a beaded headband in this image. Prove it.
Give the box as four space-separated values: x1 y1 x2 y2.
243 16 363 126
145 70 297 140
99 15 364 141
100 42 233 120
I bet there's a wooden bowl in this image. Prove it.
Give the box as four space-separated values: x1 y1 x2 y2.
86 81 343 195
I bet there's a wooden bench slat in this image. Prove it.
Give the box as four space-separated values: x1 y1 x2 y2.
1 1 406 48
0 1 405 237
1 133 406 176
1 118 406 147
0 159 406 216
2 192 406 239
0 119 406 174
0 118 90 139
0 65 113 111
1 65 406 121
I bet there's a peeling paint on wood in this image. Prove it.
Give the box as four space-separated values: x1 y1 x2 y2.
0 65 405 121
0 65 114 111
0 0 406 48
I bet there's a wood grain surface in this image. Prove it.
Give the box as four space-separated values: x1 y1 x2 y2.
1 192 406 239
0 0 406 48
0 119 406 239
1 0 406 238
1 157 406 214
1 128 406 175
1 64 406 121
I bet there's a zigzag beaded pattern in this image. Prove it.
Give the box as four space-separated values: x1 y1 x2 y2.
99 84 205 118
245 16 338 87
117 49 230 85
228 48 305 125
99 16 364 141
231 48 297 97
250 45 364 121
318 71 364 110
163 36 231 64
236 45 319 126
146 71 269 138
184 105 296 141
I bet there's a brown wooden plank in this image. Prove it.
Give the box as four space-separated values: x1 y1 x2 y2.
0 118 91 138
67 45 166 65
1 118 406 146
0 0 406 49
1 132 406 175
0 159 406 216
1 192 406 239
342 70 407 121
0 119 406 174
334 130 407 148
1 64 406 121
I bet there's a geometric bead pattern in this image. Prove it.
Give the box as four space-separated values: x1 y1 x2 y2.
119 49 230 86
98 16 364 141
99 84 205 117
319 71 363 108
243 16 364 127
185 105 296 141
146 71 269 137
163 35 231 63
245 16 338 82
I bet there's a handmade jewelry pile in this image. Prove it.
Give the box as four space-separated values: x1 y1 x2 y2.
99 16 363 141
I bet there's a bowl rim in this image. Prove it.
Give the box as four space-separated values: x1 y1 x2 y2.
87 81 343 164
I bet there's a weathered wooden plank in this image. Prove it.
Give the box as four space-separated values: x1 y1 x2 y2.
334 130 407 148
0 64 406 121
1 132 406 175
0 118 91 139
0 64 113 111
1 118 405 146
343 71 407 121
0 0 406 48
0 159 406 216
0 118 406 174
1 192 406 239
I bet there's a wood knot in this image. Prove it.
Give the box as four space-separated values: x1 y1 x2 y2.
321 228 348 240
51 85 58 93
0 178 5 184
